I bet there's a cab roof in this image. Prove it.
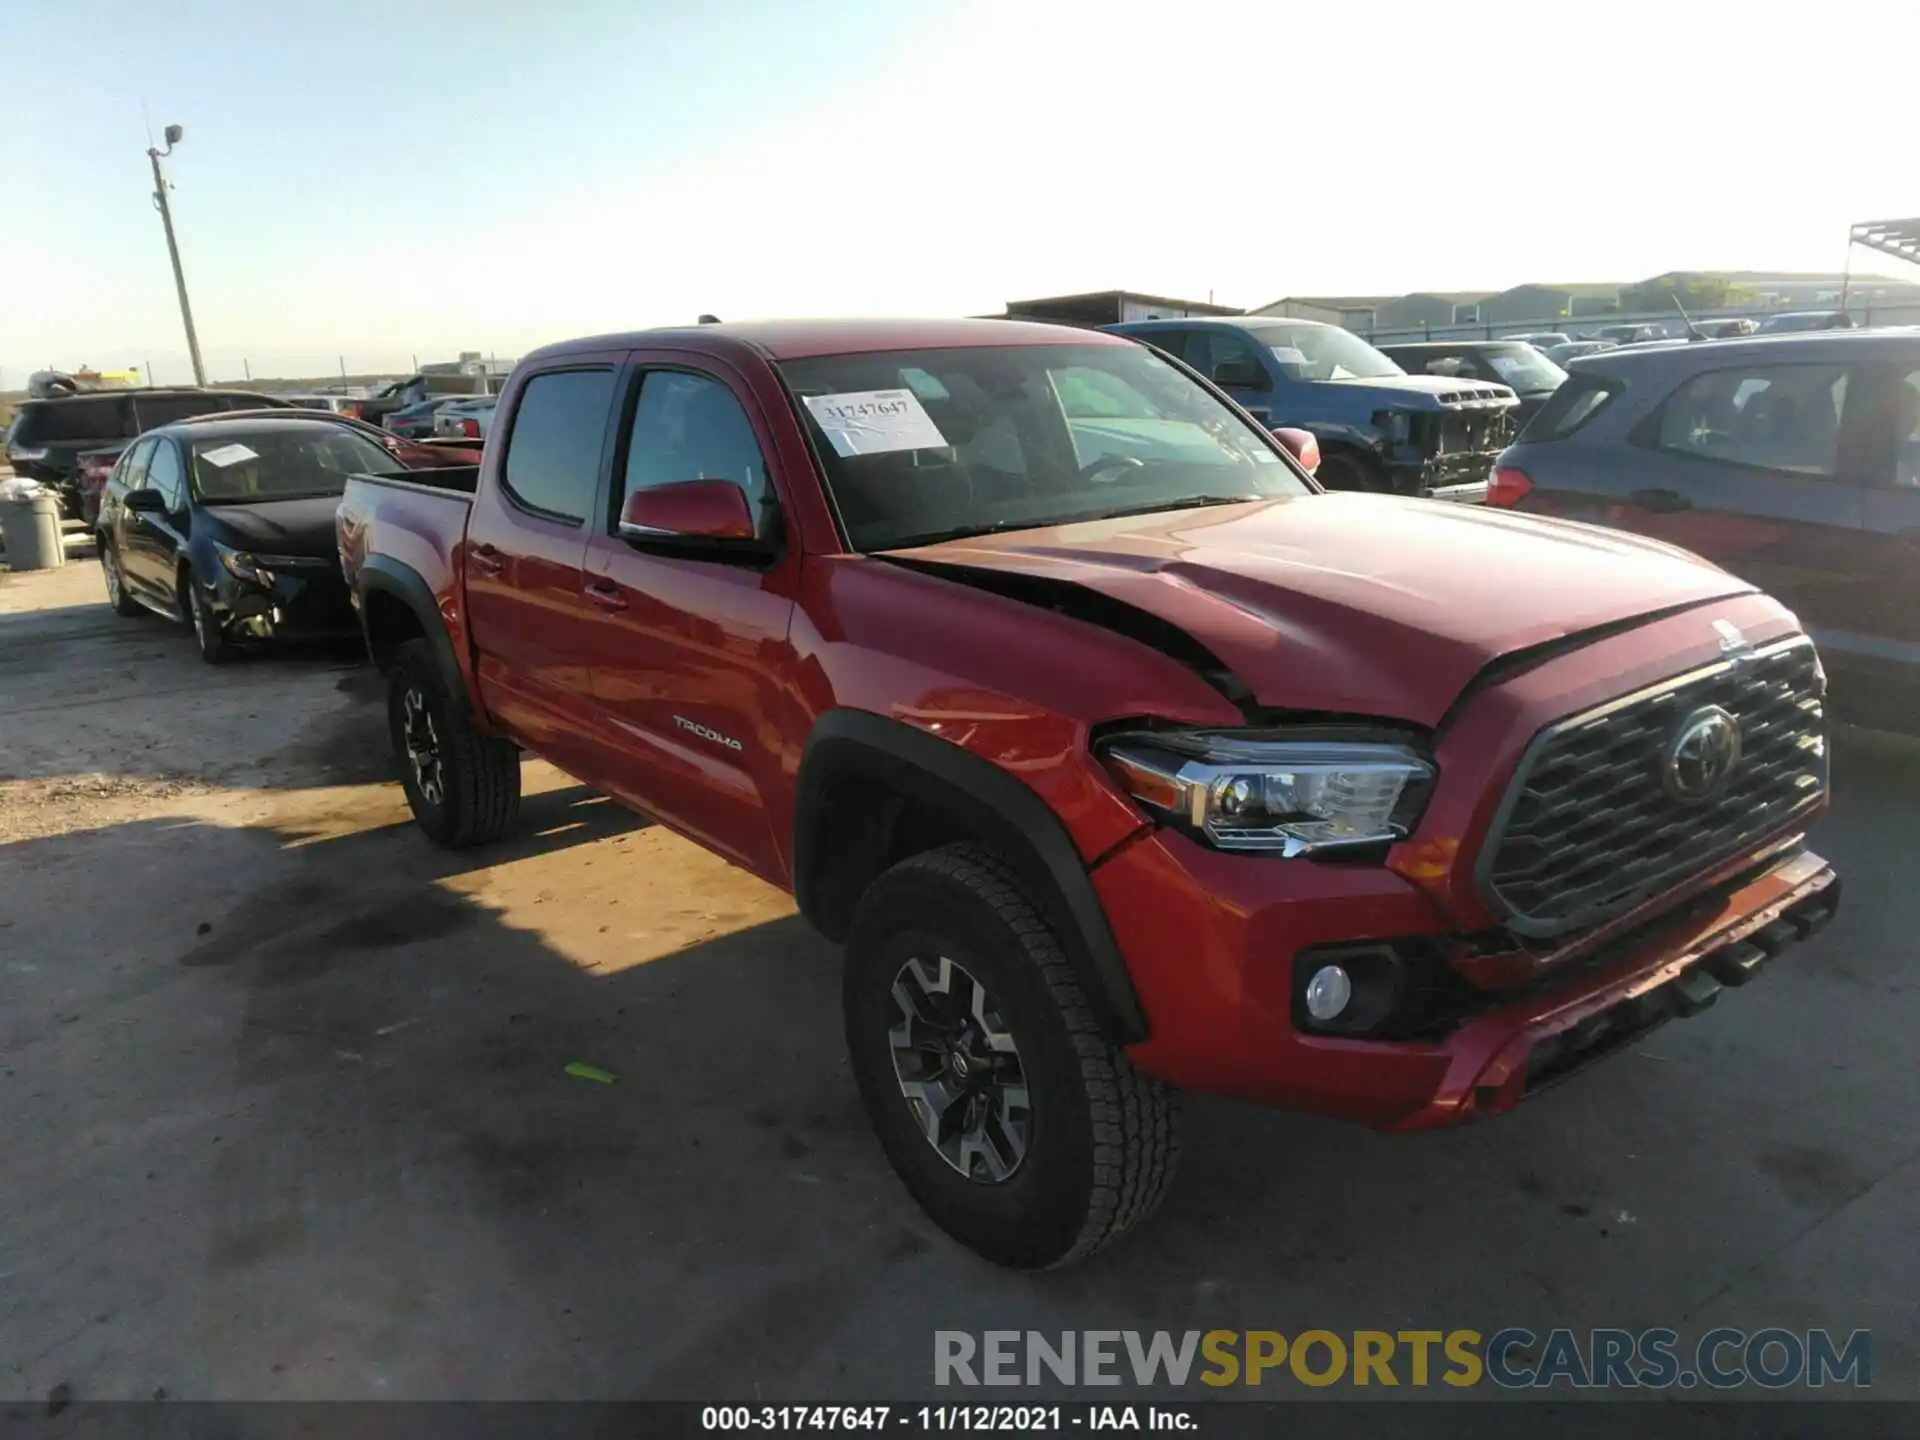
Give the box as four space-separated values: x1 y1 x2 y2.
524 317 1133 365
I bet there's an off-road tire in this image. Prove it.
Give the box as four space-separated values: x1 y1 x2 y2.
387 637 520 847
100 542 142 616
844 842 1181 1268
188 580 231 664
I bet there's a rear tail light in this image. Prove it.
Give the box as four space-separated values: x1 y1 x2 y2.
1488 466 1533 508
460 418 481 439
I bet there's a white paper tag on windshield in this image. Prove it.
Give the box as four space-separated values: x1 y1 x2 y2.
199 443 258 468
1268 347 1308 366
803 389 947 457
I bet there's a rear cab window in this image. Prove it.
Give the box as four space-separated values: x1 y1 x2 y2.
1518 375 1618 441
500 369 618 524
14 396 131 443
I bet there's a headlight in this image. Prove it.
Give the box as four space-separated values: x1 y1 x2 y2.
1371 410 1412 446
1100 731 1434 856
216 545 272 586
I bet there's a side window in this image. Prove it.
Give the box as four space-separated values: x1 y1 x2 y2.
1895 370 1920 489
501 368 617 523
146 441 187 509
1195 331 1271 390
1654 364 1851 478
1130 328 1191 364
621 371 771 534
117 437 155 493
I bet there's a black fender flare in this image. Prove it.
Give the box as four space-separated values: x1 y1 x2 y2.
355 554 464 701
793 709 1148 1044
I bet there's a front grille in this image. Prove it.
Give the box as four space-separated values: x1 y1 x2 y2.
1479 637 1826 936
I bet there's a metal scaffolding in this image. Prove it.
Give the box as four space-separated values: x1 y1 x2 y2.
1849 218 1920 269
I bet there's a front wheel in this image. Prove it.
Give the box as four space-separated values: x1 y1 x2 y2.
387 638 520 847
188 581 231 664
844 843 1181 1268
1314 451 1388 493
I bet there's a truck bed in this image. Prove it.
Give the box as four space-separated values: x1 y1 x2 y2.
336 468 478 613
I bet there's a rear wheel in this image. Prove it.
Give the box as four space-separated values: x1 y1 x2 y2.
388 638 520 847
844 843 1180 1268
100 542 141 617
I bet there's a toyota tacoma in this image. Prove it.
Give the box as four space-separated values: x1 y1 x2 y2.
337 319 1839 1269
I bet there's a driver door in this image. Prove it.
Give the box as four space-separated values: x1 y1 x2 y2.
123 438 190 602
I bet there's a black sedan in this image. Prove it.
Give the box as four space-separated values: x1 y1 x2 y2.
94 417 395 662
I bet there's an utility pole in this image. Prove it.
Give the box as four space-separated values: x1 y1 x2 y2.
147 124 206 387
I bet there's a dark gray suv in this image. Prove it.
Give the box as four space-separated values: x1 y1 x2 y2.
1496 329 1920 730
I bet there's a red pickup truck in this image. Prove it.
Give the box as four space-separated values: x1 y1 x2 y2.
337 319 1840 1269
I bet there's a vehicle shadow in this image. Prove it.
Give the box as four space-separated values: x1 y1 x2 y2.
2 727 1914 1405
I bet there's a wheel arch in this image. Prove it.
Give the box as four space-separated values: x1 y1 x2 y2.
793 709 1148 1044
356 554 464 700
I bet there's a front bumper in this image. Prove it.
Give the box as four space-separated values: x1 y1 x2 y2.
211 563 357 642
1094 592 1838 1130
1100 827 1837 1129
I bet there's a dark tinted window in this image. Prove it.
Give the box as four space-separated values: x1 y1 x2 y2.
621 372 772 535
501 369 617 523
117 437 156 492
1127 328 1191 364
1519 375 1618 441
133 394 233 430
1192 330 1271 389
1653 364 1850 477
147 441 187 509
14 396 130 443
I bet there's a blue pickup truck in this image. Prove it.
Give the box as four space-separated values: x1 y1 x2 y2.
1105 316 1518 501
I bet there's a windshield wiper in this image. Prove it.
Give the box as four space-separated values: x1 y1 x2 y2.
1084 493 1258 521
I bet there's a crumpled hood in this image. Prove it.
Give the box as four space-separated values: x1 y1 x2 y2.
198 495 343 557
884 494 1755 727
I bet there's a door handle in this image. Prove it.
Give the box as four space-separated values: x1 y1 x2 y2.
468 543 504 575
1630 488 1691 513
585 581 628 612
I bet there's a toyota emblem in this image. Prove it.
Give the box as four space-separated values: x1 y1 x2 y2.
1664 706 1742 802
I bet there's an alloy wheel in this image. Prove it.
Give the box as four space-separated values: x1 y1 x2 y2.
103 550 122 606
887 955 1031 1184
400 686 446 806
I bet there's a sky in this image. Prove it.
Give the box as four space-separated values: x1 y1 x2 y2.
3 0 1910 386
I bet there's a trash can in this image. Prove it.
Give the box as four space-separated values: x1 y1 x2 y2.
0 491 66 571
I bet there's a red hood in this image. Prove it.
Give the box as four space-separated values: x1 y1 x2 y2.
883 494 1755 727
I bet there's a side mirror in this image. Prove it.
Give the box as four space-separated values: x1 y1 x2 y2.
619 480 755 542
1212 358 1269 390
1270 427 1321 476
124 488 166 512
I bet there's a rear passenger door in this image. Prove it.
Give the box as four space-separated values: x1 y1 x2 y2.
103 438 158 599
1623 359 1868 641
576 356 800 881
1842 362 1920 707
462 359 622 780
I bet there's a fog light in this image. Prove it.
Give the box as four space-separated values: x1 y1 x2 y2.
1304 964 1352 1022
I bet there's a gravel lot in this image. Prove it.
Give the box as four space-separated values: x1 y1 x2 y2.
2 556 1915 1409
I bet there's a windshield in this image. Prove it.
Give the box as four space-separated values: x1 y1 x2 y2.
778 343 1309 551
1482 345 1567 392
189 428 394 502
1249 324 1403 381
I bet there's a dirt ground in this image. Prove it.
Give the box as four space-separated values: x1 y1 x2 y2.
2 555 1916 1409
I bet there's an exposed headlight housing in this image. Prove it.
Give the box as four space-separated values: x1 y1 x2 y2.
1100 731 1434 856
216 544 273 586
1371 409 1413 447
